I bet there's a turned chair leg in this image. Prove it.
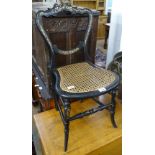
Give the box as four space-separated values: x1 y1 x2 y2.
64 100 71 151
110 90 117 128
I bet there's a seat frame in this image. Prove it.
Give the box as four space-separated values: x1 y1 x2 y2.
36 2 119 152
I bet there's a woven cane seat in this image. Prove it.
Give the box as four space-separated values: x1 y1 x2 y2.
57 62 117 93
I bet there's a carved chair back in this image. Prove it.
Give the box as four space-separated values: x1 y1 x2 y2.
36 3 93 69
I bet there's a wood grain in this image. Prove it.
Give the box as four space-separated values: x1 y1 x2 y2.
34 94 122 155
97 15 107 39
71 0 107 39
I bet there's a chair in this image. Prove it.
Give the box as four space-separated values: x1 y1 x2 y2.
36 3 120 151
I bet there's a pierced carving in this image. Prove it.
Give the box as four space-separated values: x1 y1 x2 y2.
44 18 88 33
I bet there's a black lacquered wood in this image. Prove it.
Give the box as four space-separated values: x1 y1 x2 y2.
110 90 117 128
69 104 111 121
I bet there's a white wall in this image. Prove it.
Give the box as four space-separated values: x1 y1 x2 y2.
105 0 113 14
106 0 122 67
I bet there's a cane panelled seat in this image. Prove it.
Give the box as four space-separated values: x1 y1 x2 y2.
55 62 118 97
36 2 120 152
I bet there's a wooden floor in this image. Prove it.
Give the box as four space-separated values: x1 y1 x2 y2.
33 94 122 155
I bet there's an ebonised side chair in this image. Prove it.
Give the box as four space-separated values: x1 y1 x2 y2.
36 3 120 152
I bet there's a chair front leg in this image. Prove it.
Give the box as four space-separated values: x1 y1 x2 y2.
64 100 71 152
110 90 117 128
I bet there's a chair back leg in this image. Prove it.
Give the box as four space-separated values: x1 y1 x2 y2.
110 90 117 128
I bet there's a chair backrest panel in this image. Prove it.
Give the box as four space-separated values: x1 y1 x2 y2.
36 3 93 69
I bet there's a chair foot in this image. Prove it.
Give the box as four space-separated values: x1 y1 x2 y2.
110 112 117 128
64 100 71 151
110 90 117 128
64 123 69 151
